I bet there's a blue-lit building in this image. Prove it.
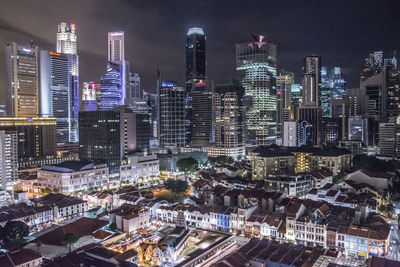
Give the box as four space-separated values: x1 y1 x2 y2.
321 67 346 118
215 206 234 232
291 84 302 105
100 62 123 110
297 121 313 146
40 51 78 145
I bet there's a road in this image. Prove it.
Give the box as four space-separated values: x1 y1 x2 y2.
388 223 399 260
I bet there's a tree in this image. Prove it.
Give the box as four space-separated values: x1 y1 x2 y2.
209 156 234 165
177 157 198 172
108 222 117 232
1 220 29 245
164 179 189 200
61 233 79 252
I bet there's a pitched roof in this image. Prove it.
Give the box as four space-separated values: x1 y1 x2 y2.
0 248 42 267
36 217 108 246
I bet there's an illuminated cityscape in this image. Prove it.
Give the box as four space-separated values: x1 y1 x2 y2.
1 1 400 267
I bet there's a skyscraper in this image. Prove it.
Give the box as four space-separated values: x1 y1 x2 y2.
299 56 322 147
236 35 277 144
56 22 77 55
159 82 185 147
185 27 206 146
205 80 245 159
320 67 346 118
100 62 123 110
108 31 125 63
40 51 72 145
191 82 213 146
128 73 141 101
101 31 128 109
5 42 39 117
56 22 79 142
82 82 100 111
302 56 321 107
277 72 294 143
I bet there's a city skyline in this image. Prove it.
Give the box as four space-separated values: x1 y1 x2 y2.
0 0 400 103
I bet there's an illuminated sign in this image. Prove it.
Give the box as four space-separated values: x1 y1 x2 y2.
161 81 177 88
22 48 32 53
50 52 61 56
110 32 124 36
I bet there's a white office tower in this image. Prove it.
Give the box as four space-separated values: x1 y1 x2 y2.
283 121 297 147
102 31 128 108
108 31 125 63
56 22 79 142
0 130 18 202
56 22 77 55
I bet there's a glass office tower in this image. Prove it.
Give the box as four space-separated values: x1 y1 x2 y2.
185 27 206 146
236 35 277 144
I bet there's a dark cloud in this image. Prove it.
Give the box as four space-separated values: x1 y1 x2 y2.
1 0 400 102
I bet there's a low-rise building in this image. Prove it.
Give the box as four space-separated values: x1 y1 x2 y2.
120 154 159 184
0 248 42 266
109 203 150 233
251 145 352 179
264 174 314 197
346 169 394 192
0 193 87 226
37 161 109 193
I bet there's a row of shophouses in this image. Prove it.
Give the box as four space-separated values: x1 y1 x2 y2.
155 194 390 259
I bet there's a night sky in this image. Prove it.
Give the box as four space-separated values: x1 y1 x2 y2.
1 0 400 102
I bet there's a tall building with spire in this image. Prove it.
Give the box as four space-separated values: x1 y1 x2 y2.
100 31 129 109
185 27 206 146
56 22 79 142
236 35 277 144
5 42 40 117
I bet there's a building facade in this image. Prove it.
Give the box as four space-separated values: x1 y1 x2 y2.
56 22 79 142
236 35 277 144
5 42 39 117
0 130 18 196
185 27 206 146
0 117 57 162
37 161 109 193
159 82 186 147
